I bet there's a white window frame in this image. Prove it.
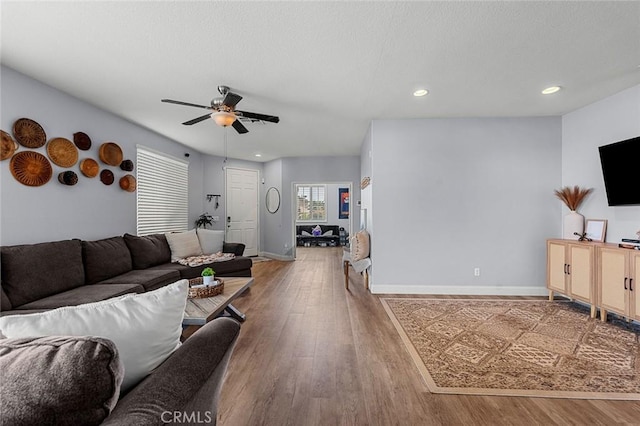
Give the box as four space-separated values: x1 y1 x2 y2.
295 184 327 223
136 145 189 236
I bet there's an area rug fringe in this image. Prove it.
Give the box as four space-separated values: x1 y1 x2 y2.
380 298 640 400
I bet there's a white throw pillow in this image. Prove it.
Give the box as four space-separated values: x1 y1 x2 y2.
301 230 312 236
197 228 225 254
0 280 189 393
322 230 333 236
165 229 203 262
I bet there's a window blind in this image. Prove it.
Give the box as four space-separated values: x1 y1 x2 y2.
296 184 326 222
136 146 189 236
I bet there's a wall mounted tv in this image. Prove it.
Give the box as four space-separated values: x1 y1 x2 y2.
598 136 640 206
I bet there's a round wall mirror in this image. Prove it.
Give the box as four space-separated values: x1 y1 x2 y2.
266 187 280 213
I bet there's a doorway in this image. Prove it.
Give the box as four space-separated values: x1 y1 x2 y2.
291 181 353 259
225 167 259 256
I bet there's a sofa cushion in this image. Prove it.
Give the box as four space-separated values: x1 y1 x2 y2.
97 269 180 291
16 284 143 311
123 233 171 269
149 257 253 279
82 237 133 285
0 280 189 393
1 285 12 311
1 239 85 307
0 335 123 426
197 228 225 254
165 229 203 262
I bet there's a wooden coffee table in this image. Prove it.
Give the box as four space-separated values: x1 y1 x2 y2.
182 277 254 339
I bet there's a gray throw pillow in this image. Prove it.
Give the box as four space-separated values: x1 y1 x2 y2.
124 233 172 269
0 335 124 426
82 236 133 284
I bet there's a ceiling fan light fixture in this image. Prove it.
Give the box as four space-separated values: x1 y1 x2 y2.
211 111 237 127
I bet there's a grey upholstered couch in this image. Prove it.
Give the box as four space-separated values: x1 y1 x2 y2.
0 233 252 316
1 317 240 425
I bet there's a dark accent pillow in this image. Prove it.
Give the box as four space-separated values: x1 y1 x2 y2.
1 285 12 311
82 237 133 284
1 239 85 307
123 233 172 269
0 335 123 426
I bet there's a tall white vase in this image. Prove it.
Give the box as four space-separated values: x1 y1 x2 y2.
563 210 584 240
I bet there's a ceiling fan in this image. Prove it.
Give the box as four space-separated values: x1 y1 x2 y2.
161 85 280 134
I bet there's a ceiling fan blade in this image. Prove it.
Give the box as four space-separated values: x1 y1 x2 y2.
162 99 212 110
222 92 243 108
236 110 280 123
232 119 249 134
182 114 212 125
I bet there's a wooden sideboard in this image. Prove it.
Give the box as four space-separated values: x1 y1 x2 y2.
546 239 640 322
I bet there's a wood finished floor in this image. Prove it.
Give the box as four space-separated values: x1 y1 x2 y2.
218 247 640 426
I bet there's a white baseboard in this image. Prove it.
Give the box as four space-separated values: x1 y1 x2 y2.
370 284 549 297
258 251 294 261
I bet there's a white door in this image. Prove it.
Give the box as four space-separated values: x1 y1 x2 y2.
225 168 259 256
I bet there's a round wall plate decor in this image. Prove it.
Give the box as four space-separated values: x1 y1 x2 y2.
58 171 78 186
73 132 92 150
120 159 134 171
1 130 19 161
79 158 99 178
12 118 47 148
100 169 114 185
47 137 78 167
99 142 123 166
119 174 137 192
10 151 53 186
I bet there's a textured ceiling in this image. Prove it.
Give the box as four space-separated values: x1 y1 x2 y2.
2 1 639 162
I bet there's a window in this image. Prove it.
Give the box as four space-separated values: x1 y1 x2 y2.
296 184 326 222
136 146 189 236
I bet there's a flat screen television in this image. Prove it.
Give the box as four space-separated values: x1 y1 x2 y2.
598 136 640 206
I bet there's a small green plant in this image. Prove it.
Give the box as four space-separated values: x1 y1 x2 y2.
195 213 214 229
201 267 215 277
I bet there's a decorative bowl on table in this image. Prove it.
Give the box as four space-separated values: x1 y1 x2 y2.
188 277 224 299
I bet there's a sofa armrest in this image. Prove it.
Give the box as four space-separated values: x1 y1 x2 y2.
223 242 245 256
102 317 241 426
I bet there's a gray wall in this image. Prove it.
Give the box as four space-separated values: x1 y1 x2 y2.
200 155 264 233
369 117 562 294
261 158 284 255
0 66 204 245
562 84 640 242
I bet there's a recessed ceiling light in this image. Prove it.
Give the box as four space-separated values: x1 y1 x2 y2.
542 86 561 95
255 154 262 157
413 89 428 97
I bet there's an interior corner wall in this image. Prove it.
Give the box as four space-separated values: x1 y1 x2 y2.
369 117 562 295
0 66 204 245
561 84 640 242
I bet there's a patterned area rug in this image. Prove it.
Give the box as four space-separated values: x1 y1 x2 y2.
380 298 640 400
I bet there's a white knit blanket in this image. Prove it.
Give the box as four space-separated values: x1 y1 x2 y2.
177 252 235 267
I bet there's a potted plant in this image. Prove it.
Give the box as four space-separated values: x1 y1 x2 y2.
201 267 215 285
195 213 214 229
554 186 593 240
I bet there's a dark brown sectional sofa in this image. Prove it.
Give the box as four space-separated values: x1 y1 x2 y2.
0 233 252 316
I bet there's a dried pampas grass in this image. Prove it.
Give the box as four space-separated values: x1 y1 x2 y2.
554 186 593 211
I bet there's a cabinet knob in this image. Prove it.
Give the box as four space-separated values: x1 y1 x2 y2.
624 277 628 290
630 278 634 292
